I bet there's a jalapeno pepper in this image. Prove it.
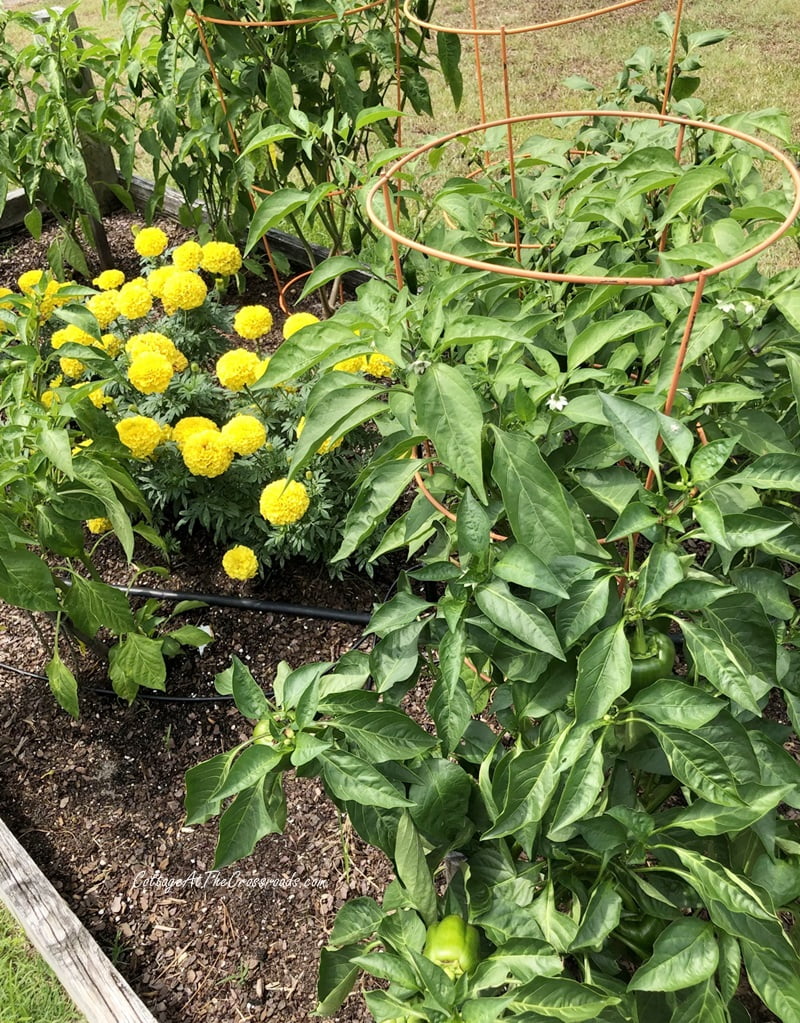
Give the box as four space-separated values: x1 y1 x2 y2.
423 915 480 979
628 622 676 694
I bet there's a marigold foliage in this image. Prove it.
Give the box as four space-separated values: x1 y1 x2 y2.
181 429 234 478
234 304 274 340
259 478 310 526
116 415 166 458
128 351 174 394
222 545 259 580
216 349 265 390
134 226 168 258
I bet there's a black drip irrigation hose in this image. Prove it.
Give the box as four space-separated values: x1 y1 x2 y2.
111 583 373 627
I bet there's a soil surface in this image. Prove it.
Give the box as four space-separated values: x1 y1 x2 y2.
0 211 392 1023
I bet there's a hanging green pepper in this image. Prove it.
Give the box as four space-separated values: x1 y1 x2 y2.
423 915 480 979
617 915 669 958
628 621 676 694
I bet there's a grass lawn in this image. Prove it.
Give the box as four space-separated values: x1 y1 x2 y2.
0 903 86 1023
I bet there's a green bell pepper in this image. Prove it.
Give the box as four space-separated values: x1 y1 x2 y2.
628 622 675 694
423 915 480 979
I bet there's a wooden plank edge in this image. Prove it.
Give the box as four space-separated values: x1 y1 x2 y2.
0 815 159 1023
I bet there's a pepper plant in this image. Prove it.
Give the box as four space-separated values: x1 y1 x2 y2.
186 108 800 1020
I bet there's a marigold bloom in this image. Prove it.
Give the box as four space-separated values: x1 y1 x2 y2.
39 279 70 321
259 479 310 526
59 356 86 379
134 226 168 258
172 240 204 271
88 386 112 409
233 304 274 340
86 290 120 329
333 355 367 373
17 269 44 294
86 517 113 534
221 414 267 456
41 375 63 409
282 312 319 339
181 429 234 478
100 333 123 357
222 545 259 580
216 349 265 391
161 270 207 313
92 269 125 290
118 281 153 320
365 353 395 378
51 323 97 350
0 287 13 307
128 351 174 394
172 416 219 451
295 415 342 454
116 415 165 458
126 331 187 371
200 241 242 276
146 265 177 299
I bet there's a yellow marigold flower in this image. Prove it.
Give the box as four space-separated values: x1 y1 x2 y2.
118 281 153 320
161 270 207 313
200 241 242 276
216 348 266 391
145 265 176 299
92 269 125 290
220 414 267 456
71 438 93 456
86 290 120 330
282 312 320 339
181 429 234 478
0 286 13 307
88 386 112 409
116 415 166 458
172 416 218 451
101 333 123 357
126 331 187 372
259 478 310 526
86 517 113 534
41 389 58 409
51 323 96 350
17 269 44 294
134 226 168 258
295 415 342 454
172 240 203 271
128 351 174 394
39 280 71 321
333 354 368 373
222 545 259 580
59 356 86 379
365 353 395 378
233 304 274 340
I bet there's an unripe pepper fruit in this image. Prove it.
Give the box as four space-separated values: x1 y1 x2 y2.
423 915 480 979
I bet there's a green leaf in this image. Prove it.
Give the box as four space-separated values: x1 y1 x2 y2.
329 898 385 947
38 427 73 478
656 165 729 229
394 813 437 926
298 256 366 299
547 741 606 840
354 105 403 131
681 620 768 715
415 364 487 501
316 945 361 1016
228 656 270 720
245 188 308 255
457 487 492 557
211 745 285 802
493 544 569 598
650 725 744 806
628 919 718 992
184 750 236 825
514 976 620 1021
567 311 654 370
727 453 800 491
573 622 631 727
369 619 425 692
437 31 463 108
368 591 433 636
598 393 661 478
0 550 60 612
24 206 42 240
741 937 800 1020
570 880 622 952
214 777 282 869
427 627 473 756
335 708 437 761
476 581 564 659
319 749 411 809
63 575 135 637
108 633 166 697
690 436 738 482
627 679 722 729
46 652 79 718
555 575 611 648
239 124 298 157
636 543 684 610
491 428 576 559
408 758 473 849
266 65 293 117
336 459 424 562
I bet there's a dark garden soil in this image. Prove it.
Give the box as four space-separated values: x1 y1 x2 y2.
0 211 393 1022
